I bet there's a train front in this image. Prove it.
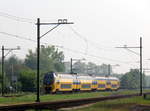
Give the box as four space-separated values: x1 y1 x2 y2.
43 72 55 93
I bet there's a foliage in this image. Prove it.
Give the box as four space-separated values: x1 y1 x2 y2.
19 69 36 92
0 46 65 93
73 61 86 73
2 55 29 92
24 45 65 72
24 49 37 70
120 69 146 89
145 75 150 87
4 55 23 78
67 61 113 75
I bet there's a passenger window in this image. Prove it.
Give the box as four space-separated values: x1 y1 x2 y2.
61 84 71 89
81 84 91 88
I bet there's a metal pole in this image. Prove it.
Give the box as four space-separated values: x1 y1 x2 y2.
108 64 111 76
140 37 142 96
11 64 13 87
36 18 40 102
11 64 15 93
70 58 73 74
2 46 4 96
35 19 73 102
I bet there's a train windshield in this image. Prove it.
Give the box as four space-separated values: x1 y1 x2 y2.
43 72 55 85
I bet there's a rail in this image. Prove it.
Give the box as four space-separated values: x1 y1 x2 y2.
0 93 144 111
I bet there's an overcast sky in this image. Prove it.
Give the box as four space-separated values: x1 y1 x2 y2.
0 0 150 74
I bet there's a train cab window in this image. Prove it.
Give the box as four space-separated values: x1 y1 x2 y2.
43 72 54 85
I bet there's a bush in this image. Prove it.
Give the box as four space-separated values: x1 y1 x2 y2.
19 69 36 92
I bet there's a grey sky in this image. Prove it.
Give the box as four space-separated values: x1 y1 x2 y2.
0 0 150 74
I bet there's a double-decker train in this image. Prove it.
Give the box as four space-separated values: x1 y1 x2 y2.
43 72 120 93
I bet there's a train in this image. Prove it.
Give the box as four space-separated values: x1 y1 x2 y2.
43 72 120 93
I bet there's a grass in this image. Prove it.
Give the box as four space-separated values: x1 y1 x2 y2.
0 89 150 111
60 96 150 111
0 91 110 105
0 89 149 105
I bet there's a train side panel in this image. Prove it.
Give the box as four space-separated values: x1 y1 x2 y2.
97 79 106 90
80 79 92 91
91 80 98 90
57 79 73 91
72 79 81 91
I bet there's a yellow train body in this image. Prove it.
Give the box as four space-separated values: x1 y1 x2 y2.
43 72 120 93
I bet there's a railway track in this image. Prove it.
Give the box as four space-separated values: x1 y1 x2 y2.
1 92 150 111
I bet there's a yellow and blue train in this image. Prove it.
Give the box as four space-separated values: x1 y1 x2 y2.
43 72 120 93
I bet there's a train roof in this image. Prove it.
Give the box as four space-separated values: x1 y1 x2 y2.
57 73 75 79
54 73 119 80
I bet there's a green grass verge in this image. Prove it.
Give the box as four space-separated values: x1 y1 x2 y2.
0 89 149 105
60 96 150 111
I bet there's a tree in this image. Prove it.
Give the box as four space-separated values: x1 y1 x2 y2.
120 69 146 89
19 69 36 92
4 55 23 78
145 75 150 88
73 61 86 73
0 55 24 92
99 64 112 75
24 50 37 70
86 62 97 74
70 61 112 75
24 45 65 72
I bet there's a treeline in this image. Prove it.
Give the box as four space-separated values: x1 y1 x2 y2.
0 45 65 92
64 61 114 76
120 69 146 89
0 45 149 93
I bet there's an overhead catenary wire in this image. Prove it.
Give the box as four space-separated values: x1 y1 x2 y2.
57 46 137 65
68 25 140 58
0 29 142 69
0 13 134 64
67 25 117 52
66 25 142 66
0 31 48 45
0 14 144 73
0 31 135 65
67 25 135 63
0 11 35 24
124 48 140 56
59 46 141 71
51 29 136 64
67 25 88 55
